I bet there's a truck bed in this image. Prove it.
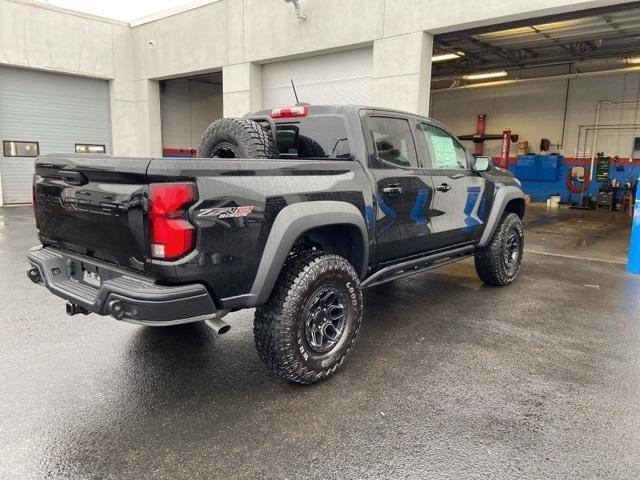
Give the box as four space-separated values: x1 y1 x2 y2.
33 154 370 303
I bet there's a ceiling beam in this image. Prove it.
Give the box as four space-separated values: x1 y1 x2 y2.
430 47 640 78
434 2 640 40
467 37 523 65
433 39 486 64
602 14 628 35
529 25 574 57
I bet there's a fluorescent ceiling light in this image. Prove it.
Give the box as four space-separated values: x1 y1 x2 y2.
626 57 640 64
463 70 509 80
432 52 464 63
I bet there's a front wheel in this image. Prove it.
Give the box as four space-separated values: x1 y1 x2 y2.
474 212 524 286
253 253 363 384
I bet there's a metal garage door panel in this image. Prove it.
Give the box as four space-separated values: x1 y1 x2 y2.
0 66 111 204
262 47 372 109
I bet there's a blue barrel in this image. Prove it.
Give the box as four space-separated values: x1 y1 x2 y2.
627 183 640 273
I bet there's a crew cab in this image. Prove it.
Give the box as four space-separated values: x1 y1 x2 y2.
27 105 525 384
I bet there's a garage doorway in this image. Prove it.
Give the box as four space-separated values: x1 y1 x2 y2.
160 72 223 158
0 66 111 205
262 47 373 109
429 3 640 261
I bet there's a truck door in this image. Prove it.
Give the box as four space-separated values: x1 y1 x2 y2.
415 122 489 249
365 114 434 262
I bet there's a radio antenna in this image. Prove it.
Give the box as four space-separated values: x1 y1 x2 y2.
290 79 300 104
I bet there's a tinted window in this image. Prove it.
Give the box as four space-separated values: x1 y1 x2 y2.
369 116 419 168
419 123 467 170
75 144 106 154
275 116 351 159
3 140 39 157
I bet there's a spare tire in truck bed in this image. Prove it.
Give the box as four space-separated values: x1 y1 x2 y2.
297 135 326 158
197 118 279 159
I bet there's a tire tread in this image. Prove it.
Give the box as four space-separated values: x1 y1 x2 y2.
474 212 524 286
253 253 362 384
197 118 278 159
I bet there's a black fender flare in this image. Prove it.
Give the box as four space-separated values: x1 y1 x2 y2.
247 201 368 306
478 186 525 247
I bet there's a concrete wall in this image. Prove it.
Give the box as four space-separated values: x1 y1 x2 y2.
132 0 619 78
0 0 159 156
431 73 640 160
160 79 223 151
1 0 633 157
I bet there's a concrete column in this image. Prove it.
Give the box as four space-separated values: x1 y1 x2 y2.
111 79 161 157
372 31 433 116
223 63 262 117
109 24 136 157
110 25 161 157
133 80 162 156
110 82 138 156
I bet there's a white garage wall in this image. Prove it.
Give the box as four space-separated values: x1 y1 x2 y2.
160 78 223 151
430 72 640 159
262 47 373 109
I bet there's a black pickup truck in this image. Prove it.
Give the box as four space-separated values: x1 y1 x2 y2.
27 104 525 384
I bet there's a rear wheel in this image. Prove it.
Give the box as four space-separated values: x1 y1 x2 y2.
474 212 524 286
253 253 363 384
197 118 278 159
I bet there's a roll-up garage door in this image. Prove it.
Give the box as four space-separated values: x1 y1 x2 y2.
262 47 372 109
0 66 111 204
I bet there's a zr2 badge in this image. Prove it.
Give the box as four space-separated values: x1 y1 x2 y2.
198 206 255 219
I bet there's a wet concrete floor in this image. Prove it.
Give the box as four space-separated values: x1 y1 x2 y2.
1 205 639 479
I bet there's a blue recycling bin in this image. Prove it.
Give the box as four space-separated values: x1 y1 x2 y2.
627 183 640 273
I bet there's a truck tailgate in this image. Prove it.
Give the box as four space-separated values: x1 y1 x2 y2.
33 155 150 270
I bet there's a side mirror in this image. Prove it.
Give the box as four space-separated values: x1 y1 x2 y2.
472 156 491 172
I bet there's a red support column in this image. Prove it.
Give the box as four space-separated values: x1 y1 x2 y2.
474 114 486 155
500 129 511 169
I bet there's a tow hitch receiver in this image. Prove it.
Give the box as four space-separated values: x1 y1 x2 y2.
66 302 89 316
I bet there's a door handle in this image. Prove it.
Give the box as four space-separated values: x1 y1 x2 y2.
382 184 403 195
436 183 451 192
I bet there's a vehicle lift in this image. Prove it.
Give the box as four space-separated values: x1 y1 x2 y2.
458 114 518 169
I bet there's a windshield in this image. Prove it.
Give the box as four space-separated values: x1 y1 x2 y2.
275 116 351 159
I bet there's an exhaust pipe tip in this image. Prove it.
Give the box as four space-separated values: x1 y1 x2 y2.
204 316 231 335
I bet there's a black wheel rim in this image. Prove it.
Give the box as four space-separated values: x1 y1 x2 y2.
503 229 521 269
211 142 240 158
303 286 347 353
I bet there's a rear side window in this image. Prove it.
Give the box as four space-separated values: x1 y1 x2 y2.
275 116 351 159
369 116 419 168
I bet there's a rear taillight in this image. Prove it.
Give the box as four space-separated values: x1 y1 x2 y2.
270 105 308 118
148 182 196 260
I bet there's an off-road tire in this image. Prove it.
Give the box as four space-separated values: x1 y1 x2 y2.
253 253 363 384
197 118 278 159
297 135 326 158
474 212 524 286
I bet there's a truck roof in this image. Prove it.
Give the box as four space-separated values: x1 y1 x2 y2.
249 104 437 121
248 104 449 135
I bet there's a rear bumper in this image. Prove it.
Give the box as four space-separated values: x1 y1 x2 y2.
27 246 218 325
